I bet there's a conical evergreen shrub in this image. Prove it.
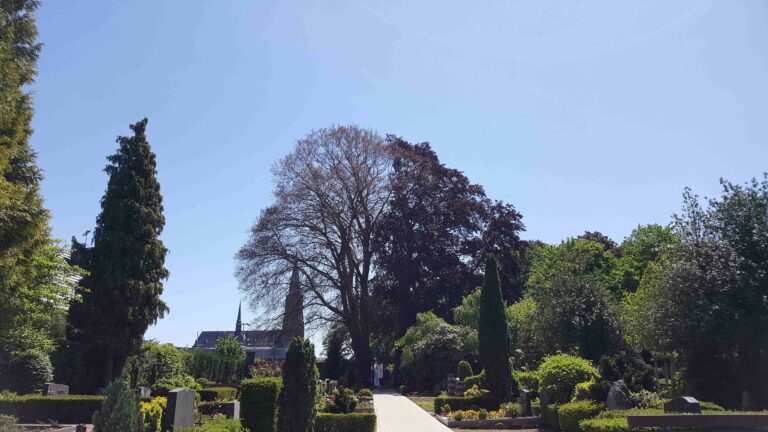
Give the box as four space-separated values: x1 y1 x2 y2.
277 337 318 432
478 254 513 402
92 380 140 432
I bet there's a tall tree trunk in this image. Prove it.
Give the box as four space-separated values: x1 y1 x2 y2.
351 330 372 387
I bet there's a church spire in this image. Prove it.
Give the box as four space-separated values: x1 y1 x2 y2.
279 264 305 347
235 301 242 336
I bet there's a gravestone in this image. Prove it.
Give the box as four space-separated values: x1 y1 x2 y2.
136 386 151 398
664 396 701 414
519 390 531 417
223 400 240 419
44 383 69 396
606 380 631 410
447 374 459 396
162 389 195 430
327 380 337 395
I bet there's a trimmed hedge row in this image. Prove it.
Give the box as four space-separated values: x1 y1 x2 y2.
0 395 105 424
198 386 238 402
558 400 603 432
240 377 282 432
433 395 499 413
315 413 376 432
198 400 229 416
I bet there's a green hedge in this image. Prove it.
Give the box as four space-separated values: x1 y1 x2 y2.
558 401 603 432
198 387 238 402
0 395 105 424
315 413 376 432
198 400 229 416
579 417 634 432
240 377 282 432
433 395 499 413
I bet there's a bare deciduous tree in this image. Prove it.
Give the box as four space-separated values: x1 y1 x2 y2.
236 125 391 385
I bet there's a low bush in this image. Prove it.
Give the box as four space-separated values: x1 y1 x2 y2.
198 401 230 416
315 413 376 432
139 396 166 432
185 416 245 431
151 375 201 396
464 384 482 398
540 403 560 431
500 402 521 418
558 400 603 432
240 377 282 432
579 417 631 432
326 387 357 414
457 361 474 381
356 388 373 399
629 390 662 409
700 401 725 411
464 370 486 388
3 350 53 395
538 355 599 404
198 387 238 402
433 395 499 413
0 415 19 432
0 395 104 423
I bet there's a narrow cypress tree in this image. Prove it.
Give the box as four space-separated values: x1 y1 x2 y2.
478 254 512 401
92 380 141 432
69 119 169 389
277 337 318 432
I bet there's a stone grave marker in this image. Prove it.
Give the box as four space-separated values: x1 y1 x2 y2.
136 386 151 398
606 380 631 410
664 396 701 414
44 383 69 396
223 400 240 419
519 389 531 417
162 388 195 430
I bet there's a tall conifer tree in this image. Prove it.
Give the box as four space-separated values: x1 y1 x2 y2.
69 119 168 389
478 254 513 401
277 337 318 432
0 2 83 391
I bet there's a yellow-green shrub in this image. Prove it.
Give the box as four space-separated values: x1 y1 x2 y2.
139 397 166 432
558 400 603 432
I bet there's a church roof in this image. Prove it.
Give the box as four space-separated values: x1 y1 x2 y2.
193 329 282 350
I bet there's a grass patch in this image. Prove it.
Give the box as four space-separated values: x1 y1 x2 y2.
407 396 434 414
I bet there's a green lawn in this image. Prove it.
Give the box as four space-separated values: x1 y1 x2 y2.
407 396 435 414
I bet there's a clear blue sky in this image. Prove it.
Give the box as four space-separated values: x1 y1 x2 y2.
32 1 768 347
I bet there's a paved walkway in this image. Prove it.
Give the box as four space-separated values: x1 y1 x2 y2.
374 390 452 432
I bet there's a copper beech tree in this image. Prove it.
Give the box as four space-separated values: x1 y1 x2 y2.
236 125 391 385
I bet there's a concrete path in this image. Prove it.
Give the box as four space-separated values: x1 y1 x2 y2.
374 390 452 432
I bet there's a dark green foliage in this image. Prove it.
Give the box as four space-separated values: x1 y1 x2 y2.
478 255 513 401
198 387 238 402
188 350 246 384
323 325 348 380
599 351 655 392
457 360 473 381
314 413 376 432
68 118 168 389
464 370 486 388
433 395 500 413
325 387 357 414
513 370 539 393
277 338 318 432
558 401 604 432
92 380 141 432
356 388 373 399
396 312 464 391
122 341 189 389
240 377 282 432
150 375 201 397
0 395 104 424
198 400 231 416
3 349 52 394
